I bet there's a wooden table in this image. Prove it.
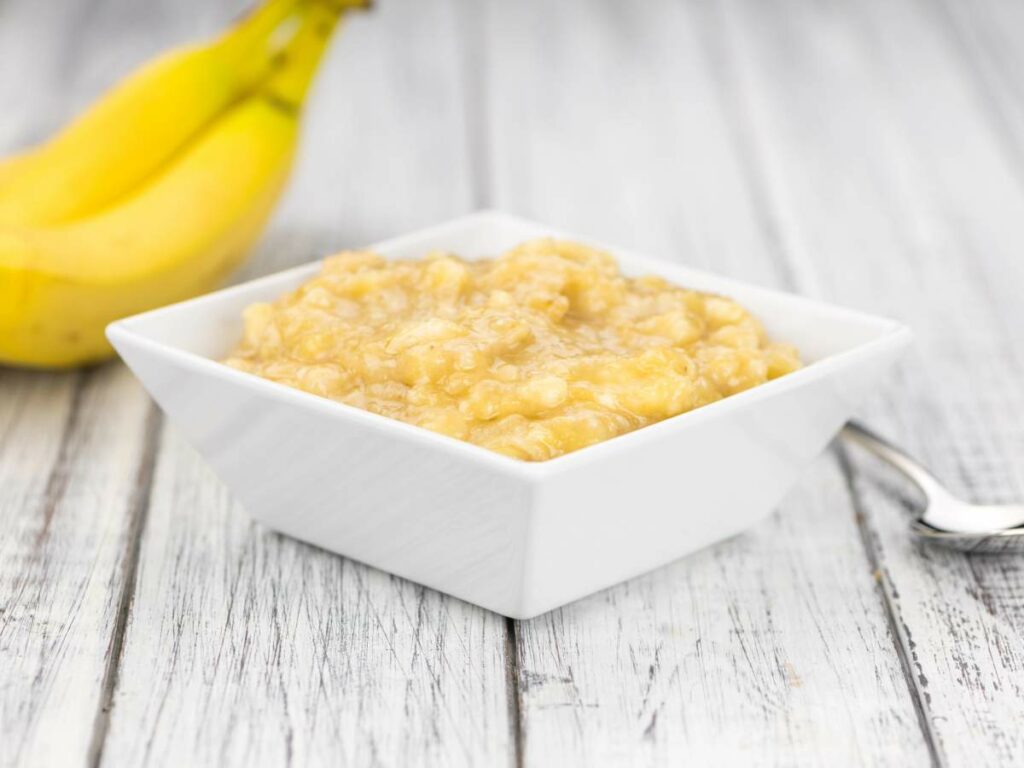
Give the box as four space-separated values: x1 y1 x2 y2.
3 0 1024 765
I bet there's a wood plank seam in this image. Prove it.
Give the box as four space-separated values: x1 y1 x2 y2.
86 407 164 768
835 447 946 768
504 617 524 768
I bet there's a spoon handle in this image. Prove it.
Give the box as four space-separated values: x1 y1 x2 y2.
841 421 951 500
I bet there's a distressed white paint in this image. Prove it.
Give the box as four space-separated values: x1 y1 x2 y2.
2 0 1024 765
0 368 155 768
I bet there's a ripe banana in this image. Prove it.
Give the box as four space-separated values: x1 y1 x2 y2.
0 0 316 227
0 1 354 368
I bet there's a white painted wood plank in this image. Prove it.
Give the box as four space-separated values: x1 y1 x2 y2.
481 0 930 764
101 1 511 766
0 368 156 768
715 0 1024 762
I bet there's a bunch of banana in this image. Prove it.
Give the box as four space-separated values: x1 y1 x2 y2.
0 0 365 368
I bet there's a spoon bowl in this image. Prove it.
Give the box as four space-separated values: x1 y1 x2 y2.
842 421 1024 552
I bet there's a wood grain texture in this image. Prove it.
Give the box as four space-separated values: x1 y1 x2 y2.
99 2 510 766
3 0 1024 765
714 0 1024 762
0 368 157 768
480 0 932 763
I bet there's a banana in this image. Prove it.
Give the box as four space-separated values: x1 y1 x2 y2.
0 2 350 368
0 0 309 226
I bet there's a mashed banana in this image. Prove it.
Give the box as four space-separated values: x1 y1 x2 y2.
225 239 801 461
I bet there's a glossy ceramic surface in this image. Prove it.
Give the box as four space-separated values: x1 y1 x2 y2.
108 211 912 618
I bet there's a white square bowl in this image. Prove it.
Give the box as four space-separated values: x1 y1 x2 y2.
108 211 911 619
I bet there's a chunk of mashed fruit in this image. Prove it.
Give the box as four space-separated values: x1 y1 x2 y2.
224 240 801 461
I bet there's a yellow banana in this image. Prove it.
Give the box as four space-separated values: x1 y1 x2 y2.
0 2 349 368
0 0 309 226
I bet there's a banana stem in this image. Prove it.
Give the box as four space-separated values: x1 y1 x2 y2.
220 0 369 80
261 2 350 109
216 0 312 81
219 0 305 51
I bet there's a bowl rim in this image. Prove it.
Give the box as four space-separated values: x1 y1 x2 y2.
108 209 913 479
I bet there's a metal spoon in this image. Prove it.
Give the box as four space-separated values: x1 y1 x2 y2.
842 421 1024 553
